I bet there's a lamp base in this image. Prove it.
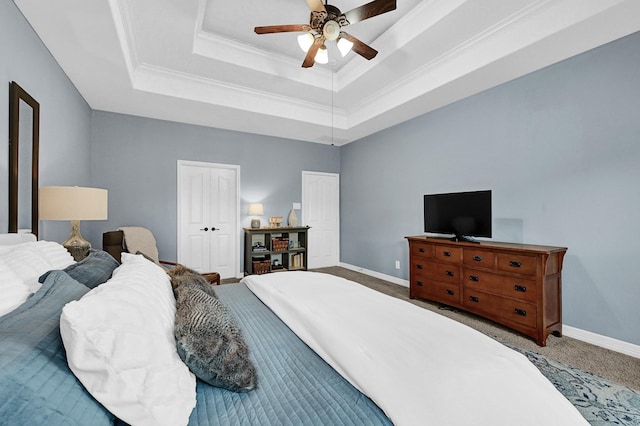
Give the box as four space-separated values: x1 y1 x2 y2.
63 220 91 261
251 219 261 229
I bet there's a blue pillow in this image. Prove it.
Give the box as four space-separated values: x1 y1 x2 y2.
40 249 119 289
0 271 114 425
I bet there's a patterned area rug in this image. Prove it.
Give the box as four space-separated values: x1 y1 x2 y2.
511 347 640 425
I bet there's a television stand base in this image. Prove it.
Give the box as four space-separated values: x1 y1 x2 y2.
451 235 480 244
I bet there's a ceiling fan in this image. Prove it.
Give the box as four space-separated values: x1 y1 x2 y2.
254 0 397 68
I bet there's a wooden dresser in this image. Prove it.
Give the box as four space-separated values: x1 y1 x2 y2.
406 236 567 346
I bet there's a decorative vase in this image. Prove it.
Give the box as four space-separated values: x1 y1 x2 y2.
287 209 299 227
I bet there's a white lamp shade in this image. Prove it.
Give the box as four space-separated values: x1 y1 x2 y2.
315 45 329 64
297 33 315 52
337 37 354 57
40 186 108 220
248 203 264 216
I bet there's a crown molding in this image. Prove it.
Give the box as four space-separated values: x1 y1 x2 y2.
345 0 631 129
132 62 347 127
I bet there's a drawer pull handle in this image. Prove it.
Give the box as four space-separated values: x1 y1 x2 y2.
509 260 522 268
446 289 455 295
469 275 479 282
417 264 423 270
472 255 483 262
446 270 454 277
469 296 479 303
514 308 527 317
443 251 451 257
416 281 424 287
514 285 527 293
419 247 425 253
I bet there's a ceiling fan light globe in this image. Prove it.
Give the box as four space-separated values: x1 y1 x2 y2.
323 20 340 41
315 45 329 64
337 37 354 57
297 33 315 52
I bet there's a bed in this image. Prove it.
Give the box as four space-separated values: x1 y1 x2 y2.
0 234 591 425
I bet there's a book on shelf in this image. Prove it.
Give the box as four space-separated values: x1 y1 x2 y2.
291 253 303 269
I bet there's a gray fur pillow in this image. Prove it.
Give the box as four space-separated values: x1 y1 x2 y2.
169 266 257 392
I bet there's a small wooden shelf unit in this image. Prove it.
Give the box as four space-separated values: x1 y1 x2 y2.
244 226 309 275
406 236 567 346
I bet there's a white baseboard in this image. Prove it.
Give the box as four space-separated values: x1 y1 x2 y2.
563 325 640 359
339 262 409 287
340 262 640 359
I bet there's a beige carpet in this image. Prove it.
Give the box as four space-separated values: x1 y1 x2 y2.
309 266 640 392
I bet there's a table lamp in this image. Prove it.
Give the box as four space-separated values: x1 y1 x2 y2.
39 186 108 261
248 203 264 228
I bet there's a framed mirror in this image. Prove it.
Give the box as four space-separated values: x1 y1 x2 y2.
8 81 40 237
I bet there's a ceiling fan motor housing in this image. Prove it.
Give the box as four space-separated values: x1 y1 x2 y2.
311 4 347 41
323 20 340 40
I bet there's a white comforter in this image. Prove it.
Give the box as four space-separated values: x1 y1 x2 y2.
243 271 588 426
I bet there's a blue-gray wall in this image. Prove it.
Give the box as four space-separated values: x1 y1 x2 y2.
88 111 340 263
1 0 92 242
340 31 640 345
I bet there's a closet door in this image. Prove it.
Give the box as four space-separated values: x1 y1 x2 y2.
302 171 339 269
178 160 240 278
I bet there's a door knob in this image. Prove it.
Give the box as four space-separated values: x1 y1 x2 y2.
200 227 208 231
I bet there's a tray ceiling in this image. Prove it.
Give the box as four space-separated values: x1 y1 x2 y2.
15 0 640 145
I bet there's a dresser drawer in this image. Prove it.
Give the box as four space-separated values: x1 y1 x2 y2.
497 253 537 276
433 246 462 264
412 279 460 305
463 249 495 269
463 269 537 303
412 260 460 283
463 289 537 328
410 243 432 260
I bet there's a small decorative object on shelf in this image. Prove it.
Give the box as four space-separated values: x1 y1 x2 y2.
290 253 304 270
269 216 283 227
272 237 289 252
252 242 267 252
287 209 299 227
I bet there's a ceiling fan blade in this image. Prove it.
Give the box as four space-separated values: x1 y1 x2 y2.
305 0 327 13
302 37 324 68
342 0 396 25
341 32 378 60
254 24 311 34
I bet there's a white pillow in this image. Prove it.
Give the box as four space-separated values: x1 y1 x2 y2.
0 259 30 317
0 241 75 292
33 240 76 270
60 253 196 426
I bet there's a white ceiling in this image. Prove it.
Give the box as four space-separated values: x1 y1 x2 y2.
15 0 640 145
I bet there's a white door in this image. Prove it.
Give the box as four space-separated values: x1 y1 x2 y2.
302 171 339 269
177 161 240 278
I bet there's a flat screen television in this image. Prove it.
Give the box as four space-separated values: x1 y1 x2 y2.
423 190 492 242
